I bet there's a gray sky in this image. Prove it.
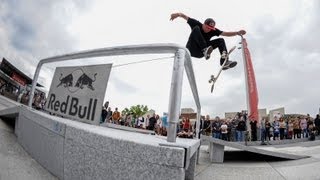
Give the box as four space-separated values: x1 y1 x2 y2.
0 0 319 118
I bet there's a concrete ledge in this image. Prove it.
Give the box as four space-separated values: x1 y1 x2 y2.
13 105 200 180
0 106 20 118
201 135 308 163
100 122 155 135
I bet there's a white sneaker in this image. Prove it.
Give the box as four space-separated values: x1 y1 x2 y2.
203 46 213 60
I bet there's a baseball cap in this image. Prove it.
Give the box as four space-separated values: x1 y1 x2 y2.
204 18 216 30
204 18 215 26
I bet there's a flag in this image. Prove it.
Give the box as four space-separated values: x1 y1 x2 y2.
242 38 259 123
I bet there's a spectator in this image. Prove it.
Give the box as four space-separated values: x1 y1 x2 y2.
236 117 246 141
279 118 286 140
300 116 308 138
203 115 211 136
100 101 109 123
314 114 320 136
273 119 280 141
260 118 267 145
293 118 301 139
137 116 144 128
147 113 157 131
112 107 121 124
183 117 192 132
212 117 221 139
265 119 271 141
106 107 113 123
221 122 228 141
307 114 314 137
230 116 240 142
287 119 294 139
250 120 257 141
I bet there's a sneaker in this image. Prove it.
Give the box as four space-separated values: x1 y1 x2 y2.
222 60 237 70
222 61 231 70
203 46 213 60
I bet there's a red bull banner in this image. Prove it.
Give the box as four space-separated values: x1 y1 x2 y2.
242 38 259 122
45 64 112 125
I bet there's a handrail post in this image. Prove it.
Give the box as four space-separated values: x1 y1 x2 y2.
167 49 185 142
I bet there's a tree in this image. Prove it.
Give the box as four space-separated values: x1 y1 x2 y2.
121 105 149 119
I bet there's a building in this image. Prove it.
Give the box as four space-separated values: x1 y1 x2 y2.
0 58 45 102
269 107 285 122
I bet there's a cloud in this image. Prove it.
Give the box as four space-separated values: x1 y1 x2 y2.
0 0 319 118
0 1 88 81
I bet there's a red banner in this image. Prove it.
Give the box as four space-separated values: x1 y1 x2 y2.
12 72 26 86
242 38 259 122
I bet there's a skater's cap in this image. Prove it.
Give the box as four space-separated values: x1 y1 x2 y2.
204 18 215 30
204 18 215 25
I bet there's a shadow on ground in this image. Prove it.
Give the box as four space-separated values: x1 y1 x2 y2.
224 151 291 162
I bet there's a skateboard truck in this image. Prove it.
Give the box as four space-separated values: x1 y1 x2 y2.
209 75 216 93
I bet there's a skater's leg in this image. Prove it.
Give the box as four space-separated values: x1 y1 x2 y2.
208 38 228 65
186 26 207 58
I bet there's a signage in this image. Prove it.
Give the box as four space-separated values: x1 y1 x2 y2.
242 38 259 123
45 64 112 125
12 72 27 86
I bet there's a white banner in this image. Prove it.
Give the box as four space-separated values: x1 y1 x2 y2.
45 64 112 125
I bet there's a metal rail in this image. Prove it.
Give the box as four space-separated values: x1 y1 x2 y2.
28 43 201 143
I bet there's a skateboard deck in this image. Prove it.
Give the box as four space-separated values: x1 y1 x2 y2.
209 46 237 93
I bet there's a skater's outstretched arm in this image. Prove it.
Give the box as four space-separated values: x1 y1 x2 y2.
170 12 189 21
221 30 246 37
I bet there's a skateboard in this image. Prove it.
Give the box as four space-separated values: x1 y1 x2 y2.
209 46 237 93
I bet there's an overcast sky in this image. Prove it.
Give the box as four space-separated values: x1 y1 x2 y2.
0 0 319 118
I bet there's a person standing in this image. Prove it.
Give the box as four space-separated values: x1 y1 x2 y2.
314 114 320 136
260 118 267 145
147 113 157 131
236 117 246 141
112 107 121 124
250 120 258 141
300 116 308 138
203 115 212 136
221 122 228 141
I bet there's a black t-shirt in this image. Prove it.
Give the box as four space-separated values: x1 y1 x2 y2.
148 117 156 128
203 120 211 129
237 121 246 131
101 108 108 119
250 121 257 131
187 17 223 43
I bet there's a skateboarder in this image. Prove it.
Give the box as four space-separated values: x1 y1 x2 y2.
170 12 246 70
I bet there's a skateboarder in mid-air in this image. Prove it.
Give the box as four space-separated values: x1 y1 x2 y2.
170 12 246 70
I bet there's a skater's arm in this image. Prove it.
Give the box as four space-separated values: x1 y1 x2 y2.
170 12 189 21
221 30 246 37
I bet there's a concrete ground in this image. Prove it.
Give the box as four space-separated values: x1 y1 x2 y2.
195 141 320 180
0 118 57 180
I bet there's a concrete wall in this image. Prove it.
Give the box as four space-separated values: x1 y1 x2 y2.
15 106 199 180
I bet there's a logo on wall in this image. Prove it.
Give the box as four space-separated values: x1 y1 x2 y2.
45 64 112 125
56 68 98 93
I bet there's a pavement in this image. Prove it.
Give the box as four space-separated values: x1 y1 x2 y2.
195 140 320 180
0 118 57 180
0 95 320 180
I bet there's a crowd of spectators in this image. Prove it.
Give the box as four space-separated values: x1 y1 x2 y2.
201 112 320 143
100 101 170 136
100 102 320 142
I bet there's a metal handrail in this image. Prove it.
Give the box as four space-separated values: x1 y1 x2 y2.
28 43 201 143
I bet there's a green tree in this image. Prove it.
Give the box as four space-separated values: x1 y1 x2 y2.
121 105 149 119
